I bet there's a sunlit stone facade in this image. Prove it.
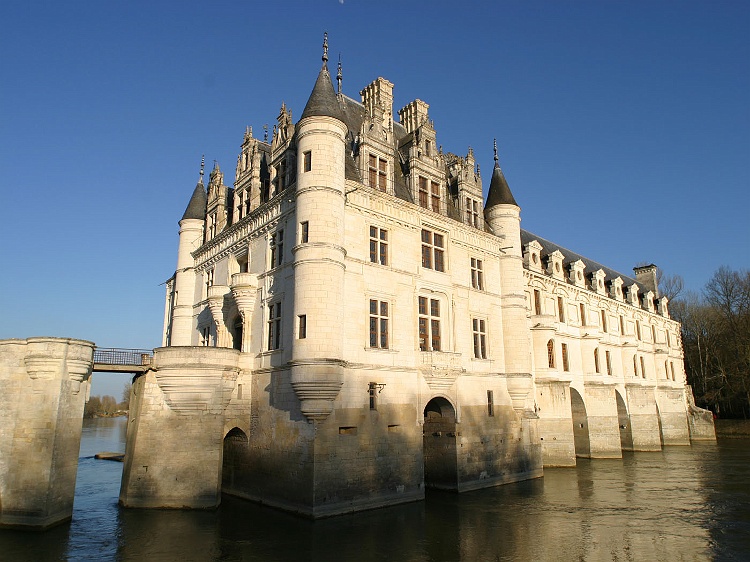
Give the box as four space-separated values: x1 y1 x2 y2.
123 41 714 517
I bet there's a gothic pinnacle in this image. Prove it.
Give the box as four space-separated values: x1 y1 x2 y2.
494 138 499 167
199 155 205 184
337 54 342 94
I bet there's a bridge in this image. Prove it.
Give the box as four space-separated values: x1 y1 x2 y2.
93 347 153 374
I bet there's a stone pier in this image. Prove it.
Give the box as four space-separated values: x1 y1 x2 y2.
0 337 94 529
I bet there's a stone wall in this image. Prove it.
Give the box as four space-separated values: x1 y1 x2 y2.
0 337 94 529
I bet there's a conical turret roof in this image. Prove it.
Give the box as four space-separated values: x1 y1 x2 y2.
181 180 207 221
485 140 517 208
300 33 343 122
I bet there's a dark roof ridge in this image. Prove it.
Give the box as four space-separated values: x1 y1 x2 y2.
520 228 645 291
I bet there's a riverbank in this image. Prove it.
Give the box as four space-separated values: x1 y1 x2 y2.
716 419 750 438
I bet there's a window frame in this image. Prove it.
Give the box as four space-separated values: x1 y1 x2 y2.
421 229 445 272
369 226 388 266
418 296 441 351
471 258 484 290
472 317 487 359
369 299 389 349
267 301 282 351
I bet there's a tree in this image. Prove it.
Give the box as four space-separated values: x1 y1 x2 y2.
120 382 132 410
676 266 750 418
101 395 117 415
657 269 684 302
84 395 102 418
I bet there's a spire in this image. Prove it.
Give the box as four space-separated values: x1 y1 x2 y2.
300 33 343 121
485 139 518 208
182 156 207 221
337 54 342 95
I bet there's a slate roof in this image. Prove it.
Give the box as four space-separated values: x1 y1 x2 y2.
181 181 207 221
300 66 343 122
520 229 644 291
485 163 517 207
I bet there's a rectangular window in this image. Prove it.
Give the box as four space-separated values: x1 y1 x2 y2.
201 326 212 347
208 212 217 239
369 154 387 191
640 356 646 378
636 321 642 340
298 315 306 339
369 299 389 349
487 390 494 417
580 303 586 326
601 310 607 332
534 290 542 315
471 258 484 290
472 318 487 359
300 221 309 244
558 296 565 323
466 198 480 227
270 230 284 268
369 226 388 266
418 177 428 208
431 181 440 213
562 343 569 372
606 350 612 376
594 348 600 373
418 296 441 351
368 382 378 410
236 191 245 220
205 268 215 296
670 361 676 381
267 302 282 350
276 160 286 192
620 315 625 335
303 151 311 172
421 229 445 272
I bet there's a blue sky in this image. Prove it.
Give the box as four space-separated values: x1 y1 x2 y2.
2 1 748 397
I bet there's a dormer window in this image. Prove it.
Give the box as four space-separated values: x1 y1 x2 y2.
466 198 480 227
368 154 387 192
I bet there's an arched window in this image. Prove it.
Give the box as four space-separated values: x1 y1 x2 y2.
547 339 555 368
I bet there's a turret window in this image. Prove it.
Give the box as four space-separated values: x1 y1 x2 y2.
369 154 387 191
303 151 312 172
558 297 565 323
561 343 569 371
421 229 445 272
606 350 612 375
418 296 441 351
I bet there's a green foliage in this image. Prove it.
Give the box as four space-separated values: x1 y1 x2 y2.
673 267 750 418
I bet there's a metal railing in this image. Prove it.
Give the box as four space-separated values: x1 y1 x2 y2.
94 347 153 366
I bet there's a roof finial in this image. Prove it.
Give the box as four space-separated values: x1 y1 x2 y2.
337 53 342 94
493 138 499 167
263 124 268 142
199 154 205 184
322 32 329 69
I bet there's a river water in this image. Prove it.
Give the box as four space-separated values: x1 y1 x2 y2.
1 417 749 561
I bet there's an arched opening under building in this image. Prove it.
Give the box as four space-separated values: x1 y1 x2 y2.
616 390 634 451
222 427 248 495
423 397 458 490
570 388 591 458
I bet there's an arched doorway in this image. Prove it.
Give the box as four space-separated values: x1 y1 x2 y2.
423 397 458 490
616 390 634 451
222 427 248 495
570 388 591 458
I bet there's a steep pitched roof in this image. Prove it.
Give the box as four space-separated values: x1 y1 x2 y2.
485 161 517 208
300 66 343 122
181 181 207 221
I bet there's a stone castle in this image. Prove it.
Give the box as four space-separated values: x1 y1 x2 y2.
112 37 715 518
0 37 716 529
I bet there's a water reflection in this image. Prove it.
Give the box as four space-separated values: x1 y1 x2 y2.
0 418 748 561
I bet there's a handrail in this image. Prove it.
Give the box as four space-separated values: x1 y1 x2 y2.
93 347 153 366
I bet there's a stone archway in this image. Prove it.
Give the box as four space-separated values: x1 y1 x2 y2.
570 388 591 458
423 397 458 490
616 390 634 451
222 427 248 495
